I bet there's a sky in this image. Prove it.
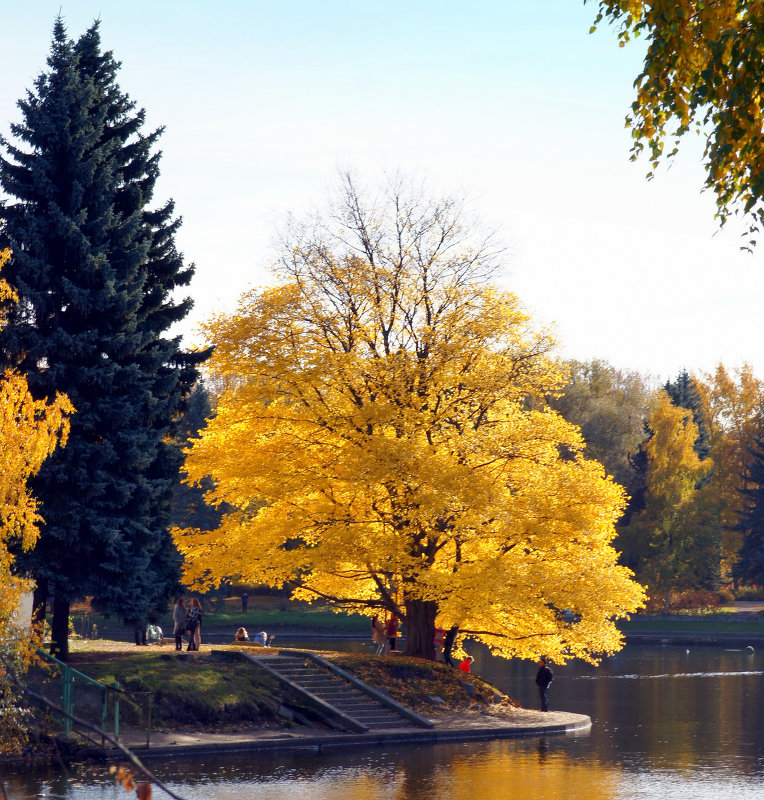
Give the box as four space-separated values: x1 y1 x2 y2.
1 1 761 383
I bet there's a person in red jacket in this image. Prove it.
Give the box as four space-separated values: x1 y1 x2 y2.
459 655 474 673
385 616 399 652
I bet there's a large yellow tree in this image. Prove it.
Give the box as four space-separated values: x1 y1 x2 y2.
177 176 644 661
0 249 71 753
590 0 764 242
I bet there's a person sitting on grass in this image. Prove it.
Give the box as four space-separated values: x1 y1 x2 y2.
254 630 274 646
234 626 250 642
459 655 474 673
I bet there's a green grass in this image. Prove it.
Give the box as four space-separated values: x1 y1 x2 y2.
63 646 514 732
620 617 764 634
197 607 366 632
70 652 286 728
70 602 367 640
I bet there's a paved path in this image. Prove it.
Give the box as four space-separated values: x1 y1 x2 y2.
114 707 590 759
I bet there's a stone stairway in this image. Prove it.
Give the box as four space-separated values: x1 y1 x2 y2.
248 652 427 732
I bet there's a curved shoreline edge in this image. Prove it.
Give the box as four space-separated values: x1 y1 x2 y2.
103 712 592 760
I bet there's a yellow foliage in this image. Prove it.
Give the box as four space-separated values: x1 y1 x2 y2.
591 0 764 238
176 181 644 662
697 363 764 576
626 391 715 603
0 247 72 751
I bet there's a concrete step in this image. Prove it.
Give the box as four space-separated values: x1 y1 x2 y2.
253 653 419 731
347 709 401 720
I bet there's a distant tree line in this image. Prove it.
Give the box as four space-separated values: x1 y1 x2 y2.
551 360 764 609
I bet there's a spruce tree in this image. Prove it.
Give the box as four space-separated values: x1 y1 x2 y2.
0 19 204 659
664 370 711 459
735 436 764 585
171 384 224 534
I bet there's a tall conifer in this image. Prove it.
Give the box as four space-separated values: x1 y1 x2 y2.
664 370 711 459
0 19 203 659
735 436 764 585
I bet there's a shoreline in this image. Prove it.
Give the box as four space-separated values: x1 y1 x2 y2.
0 709 591 768
105 708 592 760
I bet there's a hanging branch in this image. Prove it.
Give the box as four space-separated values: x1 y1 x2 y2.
15 681 190 800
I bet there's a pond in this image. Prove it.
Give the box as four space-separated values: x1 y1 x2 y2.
4 642 764 799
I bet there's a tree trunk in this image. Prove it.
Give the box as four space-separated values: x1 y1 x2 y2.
443 625 459 667
403 598 437 659
31 578 48 636
50 595 70 662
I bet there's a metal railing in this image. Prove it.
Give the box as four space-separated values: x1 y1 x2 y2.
33 649 154 747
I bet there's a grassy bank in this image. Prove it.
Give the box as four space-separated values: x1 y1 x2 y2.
67 650 293 729
64 645 515 732
330 652 516 712
620 615 764 636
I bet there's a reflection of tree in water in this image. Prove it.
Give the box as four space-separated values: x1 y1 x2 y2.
12 650 764 800
442 740 619 800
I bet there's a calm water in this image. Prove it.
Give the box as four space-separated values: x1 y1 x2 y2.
4 642 764 799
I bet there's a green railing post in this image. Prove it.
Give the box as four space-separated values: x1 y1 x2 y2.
36 649 149 746
101 684 109 746
146 694 152 748
113 681 120 741
62 665 72 737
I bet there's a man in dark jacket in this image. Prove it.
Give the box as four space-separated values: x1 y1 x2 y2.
535 657 553 711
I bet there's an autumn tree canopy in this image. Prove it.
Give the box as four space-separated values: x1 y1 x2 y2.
590 0 764 242
699 364 764 579
550 358 652 499
625 391 717 610
178 175 645 662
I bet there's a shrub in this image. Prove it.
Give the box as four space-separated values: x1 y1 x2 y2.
643 589 726 613
734 585 764 601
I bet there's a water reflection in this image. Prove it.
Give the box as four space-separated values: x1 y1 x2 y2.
4 644 764 800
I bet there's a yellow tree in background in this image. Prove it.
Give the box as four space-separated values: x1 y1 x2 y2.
628 391 714 611
177 176 644 661
699 364 764 580
0 248 72 753
590 1 764 243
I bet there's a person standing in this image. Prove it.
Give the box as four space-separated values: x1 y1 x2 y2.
133 623 147 646
385 616 399 652
535 657 554 712
433 626 446 661
173 598 186 651
371 615 388 655
443 627 458 667
192 597 203 651
186 598 203 651
241 592 248 612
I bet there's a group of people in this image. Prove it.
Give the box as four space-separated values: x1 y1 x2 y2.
233 626 274 646
371 613 555 712
172 597 203 651
370 615 399 655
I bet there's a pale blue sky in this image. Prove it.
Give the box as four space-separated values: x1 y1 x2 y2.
1 1 761 381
